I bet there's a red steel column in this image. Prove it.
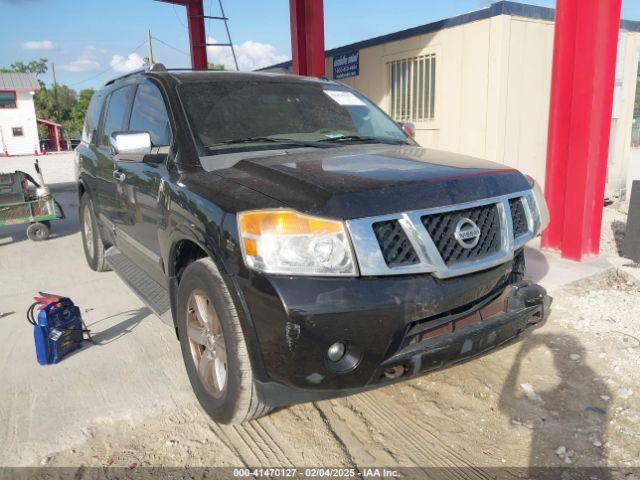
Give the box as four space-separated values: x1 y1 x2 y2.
541 0 622 260
289 0 325 77
186 0 208 70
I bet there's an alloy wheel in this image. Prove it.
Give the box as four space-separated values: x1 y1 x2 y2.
83 206 94 258
186 290 228 398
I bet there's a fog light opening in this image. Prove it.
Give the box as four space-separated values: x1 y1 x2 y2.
325 342 362 374
327 342 346 362
384 365 406 379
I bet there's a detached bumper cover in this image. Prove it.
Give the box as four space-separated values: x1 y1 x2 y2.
237 254 549 406
382 281 550 374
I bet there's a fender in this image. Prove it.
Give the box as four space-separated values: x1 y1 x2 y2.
164 219 270 383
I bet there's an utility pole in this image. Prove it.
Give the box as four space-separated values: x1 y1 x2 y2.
50 62 61 151
146 29 154 66
51 63 60 125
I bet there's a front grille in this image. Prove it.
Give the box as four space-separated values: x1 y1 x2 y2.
372 220 419 267
509 197 528 237
421 204 501 265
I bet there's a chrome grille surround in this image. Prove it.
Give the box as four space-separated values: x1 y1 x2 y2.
345 190 537 279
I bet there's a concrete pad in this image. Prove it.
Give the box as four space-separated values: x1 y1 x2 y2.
524 237 623 291
0 152 77 190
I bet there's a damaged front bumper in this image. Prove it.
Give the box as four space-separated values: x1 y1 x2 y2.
379 281 550 377
240 254 550 407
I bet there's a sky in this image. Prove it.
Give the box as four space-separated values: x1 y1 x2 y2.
1 0 640 91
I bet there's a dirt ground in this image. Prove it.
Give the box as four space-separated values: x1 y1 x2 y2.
40 208 640 473
1 179 638 476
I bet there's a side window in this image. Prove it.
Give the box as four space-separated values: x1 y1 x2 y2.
82 92 103 145
129 82 171 146
101 85 134 147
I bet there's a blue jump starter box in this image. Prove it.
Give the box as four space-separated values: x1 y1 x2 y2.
33 298 84 365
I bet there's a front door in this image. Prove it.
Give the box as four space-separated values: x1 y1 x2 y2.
94 85 135 233
113 80 173 285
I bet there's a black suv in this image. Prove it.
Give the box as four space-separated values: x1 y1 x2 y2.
76 65 550 424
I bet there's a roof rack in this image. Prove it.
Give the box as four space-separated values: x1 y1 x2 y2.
104 63 167 86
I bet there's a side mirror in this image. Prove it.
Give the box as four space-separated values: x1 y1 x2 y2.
400 122 416 139
110 131 151 156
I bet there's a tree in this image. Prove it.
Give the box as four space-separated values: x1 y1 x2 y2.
208 63 225 71
66 89 95 139
1 58 48 75
1 58 48 87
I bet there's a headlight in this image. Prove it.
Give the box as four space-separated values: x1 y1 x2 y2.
524 176 550 235
238 209 358 276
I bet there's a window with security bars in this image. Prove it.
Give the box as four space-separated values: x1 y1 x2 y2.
388 54 436 122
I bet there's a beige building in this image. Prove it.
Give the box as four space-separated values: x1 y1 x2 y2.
267 1 640 199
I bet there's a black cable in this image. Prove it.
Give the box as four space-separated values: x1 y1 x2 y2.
26 302 39 326
15 170 40 188
54 200 65 220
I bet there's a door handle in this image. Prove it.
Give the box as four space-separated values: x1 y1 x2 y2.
113 170 126 182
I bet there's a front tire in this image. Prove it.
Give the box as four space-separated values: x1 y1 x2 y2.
80 193 110 272
176 257 270 424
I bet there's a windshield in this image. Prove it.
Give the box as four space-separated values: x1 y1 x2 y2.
178 79 410 154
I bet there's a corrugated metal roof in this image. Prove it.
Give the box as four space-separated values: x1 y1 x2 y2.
0 72 41 92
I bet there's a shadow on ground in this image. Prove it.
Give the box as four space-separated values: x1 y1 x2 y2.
88 307 152 345
499 332 611 475
523 245 550 284
611 220 626 257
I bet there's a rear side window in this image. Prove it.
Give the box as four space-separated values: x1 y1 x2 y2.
82 92 103 144
129 82 171 146
101 85 134 147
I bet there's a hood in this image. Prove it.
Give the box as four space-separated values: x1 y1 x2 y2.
207 145 531 219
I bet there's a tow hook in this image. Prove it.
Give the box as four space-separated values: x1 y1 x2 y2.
384 365 406 379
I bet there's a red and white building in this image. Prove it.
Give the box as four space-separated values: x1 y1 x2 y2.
0 72 41 156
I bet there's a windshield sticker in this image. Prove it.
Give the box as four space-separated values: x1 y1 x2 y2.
323 90 366 106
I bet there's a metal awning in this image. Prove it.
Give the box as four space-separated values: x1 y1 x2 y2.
36 118 61 127
0 73 41 92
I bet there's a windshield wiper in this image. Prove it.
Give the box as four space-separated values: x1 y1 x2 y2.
318 135 408 145
211 136 331 148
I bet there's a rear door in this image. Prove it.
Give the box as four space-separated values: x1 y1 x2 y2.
93 85 135 232
77 91 112 239
113 80 172 284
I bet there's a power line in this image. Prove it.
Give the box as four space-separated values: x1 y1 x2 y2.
208 0 214 43
67 41 146 87
152 36 190 58
172 4 187 29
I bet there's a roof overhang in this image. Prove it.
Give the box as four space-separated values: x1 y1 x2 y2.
37 118 62 128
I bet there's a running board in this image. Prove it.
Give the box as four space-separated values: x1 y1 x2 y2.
105 247 173 327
